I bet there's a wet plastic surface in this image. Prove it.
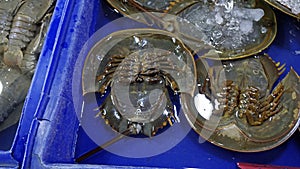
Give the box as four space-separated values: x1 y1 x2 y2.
2 0 300 168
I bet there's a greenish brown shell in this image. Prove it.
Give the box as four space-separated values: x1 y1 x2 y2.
106 0 277 60
181 54 300 152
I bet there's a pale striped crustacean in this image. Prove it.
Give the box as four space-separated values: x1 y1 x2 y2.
0 0 54 130
0 0 24 54
3 0 55 67
182 54 300 152
19 13 52 76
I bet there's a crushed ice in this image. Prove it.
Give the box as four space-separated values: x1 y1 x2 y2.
179 1 266 51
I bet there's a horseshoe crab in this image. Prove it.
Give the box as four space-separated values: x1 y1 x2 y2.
82 29 197 137
181 54 300 152
105 0 277 60
264 0 300 19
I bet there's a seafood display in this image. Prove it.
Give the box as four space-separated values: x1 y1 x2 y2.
0 0 300 167
181 54 300 152
105 0 277 59
75 0 300 154
264 0 300 19
82 29 197 137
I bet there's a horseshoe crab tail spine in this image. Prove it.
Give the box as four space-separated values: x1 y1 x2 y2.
75 128 131 163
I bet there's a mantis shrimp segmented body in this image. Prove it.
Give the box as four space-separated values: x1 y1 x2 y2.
3 0 55 67
0 0 24 53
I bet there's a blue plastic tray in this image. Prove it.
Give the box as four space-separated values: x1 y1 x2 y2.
20 0 300 168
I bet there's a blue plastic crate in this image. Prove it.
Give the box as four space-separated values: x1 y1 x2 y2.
0 0 66 168
20 0 300 168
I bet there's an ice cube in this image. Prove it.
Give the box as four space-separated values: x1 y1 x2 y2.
249 8 265 21
240 20 253 34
